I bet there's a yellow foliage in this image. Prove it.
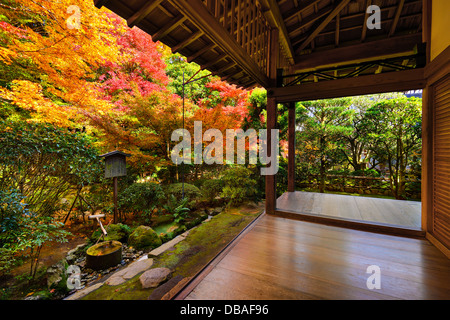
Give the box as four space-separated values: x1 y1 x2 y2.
0 0 124 126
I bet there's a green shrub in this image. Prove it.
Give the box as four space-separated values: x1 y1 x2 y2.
222 166 259 206
200 179 224 203
0 120 101 217
0 189 26 248
0 189 70 278
163 183 201 209
351 169 381 177
90 223 131 244
163 195 190 224
118 182 164 223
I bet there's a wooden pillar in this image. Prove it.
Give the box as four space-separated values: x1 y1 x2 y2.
265 28 279 215
422 85 432 232
421 0 432 233
113 176 118 224
288 102 296 192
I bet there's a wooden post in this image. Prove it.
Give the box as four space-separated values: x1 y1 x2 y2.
288 102 296 192
421 0 432 235
265 28 279 215
113 176 118 224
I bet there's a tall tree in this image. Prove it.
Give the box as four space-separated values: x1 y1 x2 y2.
341 93 406 172
297 98 354 193
362 96 422 199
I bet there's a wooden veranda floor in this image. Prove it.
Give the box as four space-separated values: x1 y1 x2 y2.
277 191 422 229
176 214 450 300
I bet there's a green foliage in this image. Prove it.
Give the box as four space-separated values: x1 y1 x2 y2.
0 189 29 275
165 53 211 104
90 223 131 244
0 189 70 278
351 169 381 177
296 98 354 193
221 166 258 206
163 194 190 224
0 120 101 217
361 96 422 199
292 94 422 199
0 189 27 247
243 88 266 131
163 183 201 209
0 101 31 121
118 182 164 224
200 179 224 203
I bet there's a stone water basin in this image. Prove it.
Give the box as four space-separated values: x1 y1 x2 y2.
86 240 122 271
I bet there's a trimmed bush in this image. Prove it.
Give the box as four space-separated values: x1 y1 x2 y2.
222 166 259 206
118 182 164 223
200 179 224 203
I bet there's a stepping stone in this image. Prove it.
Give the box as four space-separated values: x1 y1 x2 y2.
105 258 154 286
64 283 103 300
139 267 171 289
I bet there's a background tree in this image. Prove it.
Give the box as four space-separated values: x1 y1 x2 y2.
165 53 211 104
296 98 354 193
0 0 123 127
362 96 422 199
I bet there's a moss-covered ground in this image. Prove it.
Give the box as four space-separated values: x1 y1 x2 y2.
80 202 263 300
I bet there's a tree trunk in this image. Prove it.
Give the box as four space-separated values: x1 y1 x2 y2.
319 155 326 193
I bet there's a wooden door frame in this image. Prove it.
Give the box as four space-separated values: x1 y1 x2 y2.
423 45 450 258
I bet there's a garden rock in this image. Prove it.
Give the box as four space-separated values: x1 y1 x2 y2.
66 243 87 264
128 226 162 250
139 267 171 289
47 260 67 289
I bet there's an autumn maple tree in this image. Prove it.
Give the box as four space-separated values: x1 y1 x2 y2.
0 0 129 127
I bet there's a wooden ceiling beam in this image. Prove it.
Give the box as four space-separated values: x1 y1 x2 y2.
200 54 228 70
268 68 425 103
283 0 321 22
259 0 295 64
172 30 203 53
152 14 187 42
389 0 405 37
127 0 164 28
215 61 238 74
221 70 244 82
291 0 421 39
295 0 351 54
288 3 333 39
335 12 340 46
361 0 372 42
169 0 269 87
292 33 422 71
186 42 216 63
319 12 422 37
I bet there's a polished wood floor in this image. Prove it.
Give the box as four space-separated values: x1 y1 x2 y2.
277 192 422 229
179 214 450 300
